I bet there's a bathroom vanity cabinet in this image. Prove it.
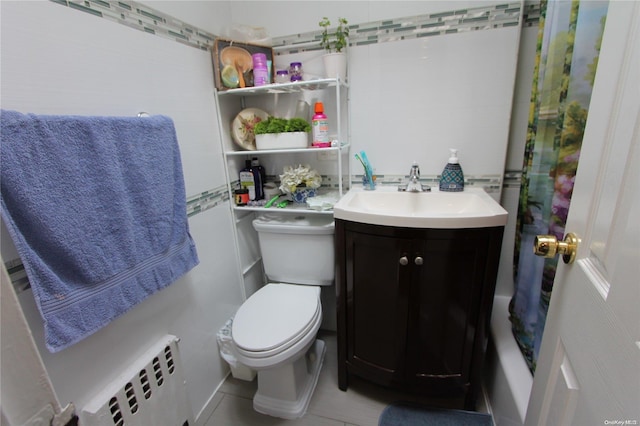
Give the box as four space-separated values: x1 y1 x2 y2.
335 219 503 410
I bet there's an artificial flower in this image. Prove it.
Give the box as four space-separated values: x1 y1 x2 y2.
279 164 322 194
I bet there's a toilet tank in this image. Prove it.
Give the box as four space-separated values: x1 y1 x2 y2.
252 215 335 286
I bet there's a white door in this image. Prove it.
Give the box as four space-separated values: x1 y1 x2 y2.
525 2 640 425
1 262 75 425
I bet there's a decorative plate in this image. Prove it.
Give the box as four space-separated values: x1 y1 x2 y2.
231 108 269 151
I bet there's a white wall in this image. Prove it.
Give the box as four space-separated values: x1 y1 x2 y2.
149 0 230 35
0 1 243 422
233 1 521 182
348 27 519 178
496 23 539 297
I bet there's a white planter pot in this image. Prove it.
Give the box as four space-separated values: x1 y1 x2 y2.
255 132 309 150
322 52 347 81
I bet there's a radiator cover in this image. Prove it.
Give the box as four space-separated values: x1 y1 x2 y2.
79 335 193 426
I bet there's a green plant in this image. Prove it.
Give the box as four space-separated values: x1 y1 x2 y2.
286 117 311 132
319 17 349 53
254 117 311 134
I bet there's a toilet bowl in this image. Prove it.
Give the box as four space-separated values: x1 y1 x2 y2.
230 215 335 419
232 283 326 418
232 284 322 369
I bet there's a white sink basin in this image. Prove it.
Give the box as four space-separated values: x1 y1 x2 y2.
333 187 508 228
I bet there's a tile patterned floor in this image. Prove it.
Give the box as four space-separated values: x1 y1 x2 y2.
202 331 490 426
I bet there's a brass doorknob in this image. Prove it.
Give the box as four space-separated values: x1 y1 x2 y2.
534 233 579 264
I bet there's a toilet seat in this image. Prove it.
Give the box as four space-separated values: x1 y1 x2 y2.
232 284 321 357
235 303 321 359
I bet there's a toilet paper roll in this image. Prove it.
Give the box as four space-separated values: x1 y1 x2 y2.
263 182 281 199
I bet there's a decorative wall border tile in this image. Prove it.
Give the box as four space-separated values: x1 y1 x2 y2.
51 0 217 50
186 184 229 217
360 173 504 195
523 0 542 27
51 0 541 55
224 173 504 196
272 2 536 55
502 170 523 189
4 258 31 294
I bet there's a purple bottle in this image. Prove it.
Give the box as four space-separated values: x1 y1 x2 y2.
289 62 303 82
252 53 269 86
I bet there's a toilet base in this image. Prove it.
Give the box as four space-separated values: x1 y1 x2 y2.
253 339 326 419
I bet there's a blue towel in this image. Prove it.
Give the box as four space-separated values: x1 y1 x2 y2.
0 110 199 352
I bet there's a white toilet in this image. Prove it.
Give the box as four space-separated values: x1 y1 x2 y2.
231 214 335 419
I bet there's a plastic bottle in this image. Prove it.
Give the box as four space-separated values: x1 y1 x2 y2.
239 160 264 200
312 102 330 148
234 188 249 206
251 157 267 190
295 100 310 120
289 62 303 82
275 70 289 84
252 53 269 86
439 149 465 192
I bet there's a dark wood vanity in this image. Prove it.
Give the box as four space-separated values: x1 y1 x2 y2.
335 219 504 410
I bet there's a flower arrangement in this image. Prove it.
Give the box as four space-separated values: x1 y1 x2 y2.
279 164 322 194
319 17 350 53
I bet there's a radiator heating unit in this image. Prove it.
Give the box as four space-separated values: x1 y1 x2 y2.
79 335 193 426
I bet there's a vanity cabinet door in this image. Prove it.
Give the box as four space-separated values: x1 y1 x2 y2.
336 220 503 408
343 229 410 386
406 231 490 394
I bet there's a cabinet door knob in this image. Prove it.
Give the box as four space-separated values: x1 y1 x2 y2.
399 256 408 266
414 256 423 265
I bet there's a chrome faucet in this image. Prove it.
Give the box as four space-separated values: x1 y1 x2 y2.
399 162 430 192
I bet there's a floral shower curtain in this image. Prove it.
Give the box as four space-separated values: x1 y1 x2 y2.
510 0 608 374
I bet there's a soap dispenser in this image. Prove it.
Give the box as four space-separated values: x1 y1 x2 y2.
439 149 464 192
